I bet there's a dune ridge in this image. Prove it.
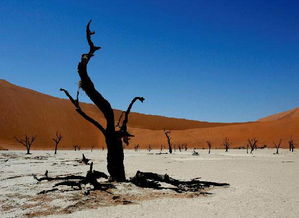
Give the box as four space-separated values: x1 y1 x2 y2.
0 79 298 150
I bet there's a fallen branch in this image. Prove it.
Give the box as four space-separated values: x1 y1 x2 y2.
33 163 111 194
130 171 229 193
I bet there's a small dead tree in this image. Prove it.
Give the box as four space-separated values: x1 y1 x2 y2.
14 135 36 154
148 145 152 152
223 137 230 152
206 141 212 154
289 137 295 152
178 145 181 152
164 129 172 154
273 139 282 154
91 145 95 152
247 138 258 154
134 144 140 152
184 144 188 151
52 132 62 155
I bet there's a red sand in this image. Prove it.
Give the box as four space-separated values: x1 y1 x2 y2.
0 79 298 150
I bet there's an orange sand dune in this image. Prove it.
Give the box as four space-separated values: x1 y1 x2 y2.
0 80 237 150
258 107 299 122
0 79 297 150
129 117 299 149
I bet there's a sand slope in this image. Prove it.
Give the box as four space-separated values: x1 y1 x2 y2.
0 80 298 149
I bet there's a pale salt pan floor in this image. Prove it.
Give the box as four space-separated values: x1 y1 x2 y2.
0 149 298 217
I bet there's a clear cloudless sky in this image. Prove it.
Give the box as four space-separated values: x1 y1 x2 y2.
0 0 298 122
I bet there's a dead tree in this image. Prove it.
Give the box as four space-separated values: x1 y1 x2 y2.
134 144 140 152
206 141 212 154
184 144 188 151
148 145 152 152
223 137 230 152
73 145 80 151
247 138 258 154
60 21 144 181
273 139 282 154
164 129 172 154
91 145 95 152
178 145 181 152
52 132 62 155
289 137 295 152
14 135 36 154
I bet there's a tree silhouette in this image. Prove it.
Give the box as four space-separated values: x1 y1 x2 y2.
273 139 282 154
164 129 172 154
14 135 36 154
288 137 295 152
52 132 62 155
60 21 144 181
206 141 212 154
247 138 258 154
223 137 230 152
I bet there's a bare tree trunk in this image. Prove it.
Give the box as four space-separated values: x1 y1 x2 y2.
164 129 172 154
223 137 230 152
53 132 62 155
273 139 282 155
206 141 212 154
60 21 144 181
106 134 125 181
14 135 36 155
289 138 295 152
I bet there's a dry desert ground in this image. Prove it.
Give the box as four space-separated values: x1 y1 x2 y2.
0 149 298 218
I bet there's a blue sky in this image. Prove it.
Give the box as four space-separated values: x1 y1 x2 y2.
0 0 298 122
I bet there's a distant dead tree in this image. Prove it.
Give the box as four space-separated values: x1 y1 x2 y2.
164 129 172 154
91 145 95 152
60 21 144 181
73 145 80 151
184 144 188 151
52 132 62 155
14 135 36 154
273 139 282 154
134 144 139 152
206 141 212 154
178 145 181 152
160 145 163 152
288 137 295 152
223 137 230 152
247 138 258 154
148 145 152 152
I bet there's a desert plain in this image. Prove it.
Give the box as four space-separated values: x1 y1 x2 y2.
1 148 298 218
